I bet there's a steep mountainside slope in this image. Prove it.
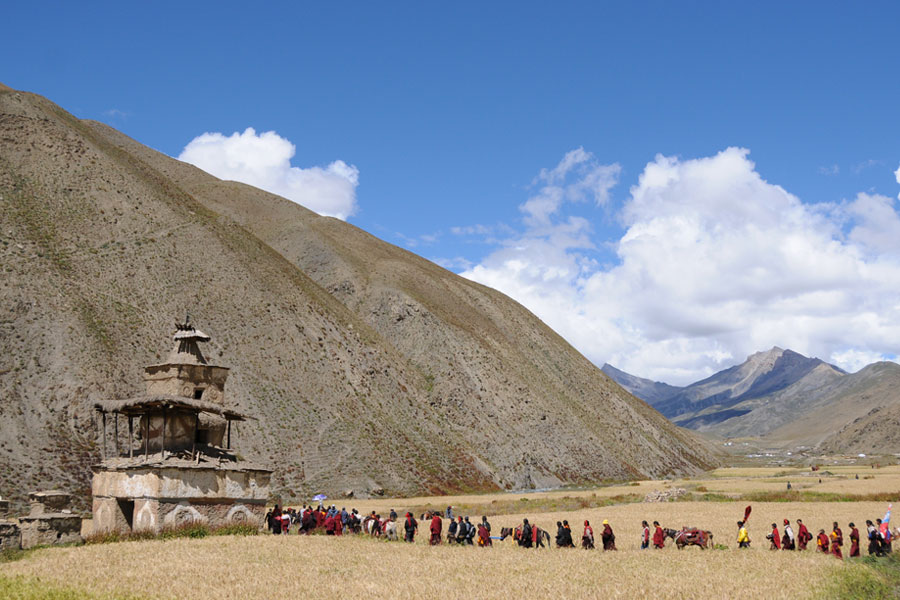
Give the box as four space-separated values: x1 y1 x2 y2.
0 86 715 510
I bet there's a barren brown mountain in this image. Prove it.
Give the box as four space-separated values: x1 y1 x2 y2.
0 84 715 512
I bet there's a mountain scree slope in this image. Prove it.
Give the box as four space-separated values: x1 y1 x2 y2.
0 84 715 511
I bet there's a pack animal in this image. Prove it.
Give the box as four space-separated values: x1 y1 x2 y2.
502 525 551 548
665 527 713 549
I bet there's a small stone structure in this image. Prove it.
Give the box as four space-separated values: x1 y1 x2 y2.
643 488 687 503
92 319 272 534
17 491 82 549
0 495 21 550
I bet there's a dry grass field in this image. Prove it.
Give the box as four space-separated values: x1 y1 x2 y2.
0 502 887 599
350 464 900 517
2 467 898 599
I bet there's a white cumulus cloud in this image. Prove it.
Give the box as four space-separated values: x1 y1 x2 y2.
896 161 900 199
462 147 900 385
178 128 359 220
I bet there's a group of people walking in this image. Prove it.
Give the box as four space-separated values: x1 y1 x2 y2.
738 516 896 560
264 504 360 536
263 501 897 562
556 519 617 550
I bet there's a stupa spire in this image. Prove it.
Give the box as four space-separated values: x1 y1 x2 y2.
167 315 210 365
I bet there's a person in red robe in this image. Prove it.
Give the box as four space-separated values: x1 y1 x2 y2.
831 522 843 559
601 520 617 551
849 522 859 557
315 509 325 528
324 514 336 535
767 523 781 550
582 520 594 549
797 519 812 550
652 521 665 548
429 513 442 545
477 523 491 547
334 514 343 536
817 530 830 553
781 519 795 550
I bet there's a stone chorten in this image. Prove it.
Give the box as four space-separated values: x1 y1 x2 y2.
17 491 82 549
0 494 21 550
91 319 272 533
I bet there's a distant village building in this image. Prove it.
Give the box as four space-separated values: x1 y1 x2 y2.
91 319 272 533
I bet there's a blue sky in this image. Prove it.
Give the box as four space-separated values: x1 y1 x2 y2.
4 1 900 383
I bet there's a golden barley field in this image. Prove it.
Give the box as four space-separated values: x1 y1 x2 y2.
2 466 897 600
1 501 888 600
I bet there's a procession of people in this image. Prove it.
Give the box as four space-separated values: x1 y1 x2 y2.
746 510 893 560
262 500 897 561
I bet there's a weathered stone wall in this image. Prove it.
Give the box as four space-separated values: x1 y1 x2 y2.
93 496 264 533
92 497 130 533
158 500 264 529
143 364 229 403
92 466 270 533
18 515 82 549
92 467 270 501
28 491 72 515
0 522 20 550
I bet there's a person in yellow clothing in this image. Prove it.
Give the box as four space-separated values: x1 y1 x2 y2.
737 521 751 548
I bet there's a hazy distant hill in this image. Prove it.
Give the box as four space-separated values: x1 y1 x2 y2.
600 363 681 406
606 349 900 452
0 84 715 511
653 348 845 427
768 361 900 449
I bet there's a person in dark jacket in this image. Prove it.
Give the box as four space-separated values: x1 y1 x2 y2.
520 519 533 548
867 520 883 556
404 512 418 543
447 516 458 544
556 520 574 547
456 516 467 544
464 517 476 545
268 504 282 535
481 516 491 535
555 521 565 547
